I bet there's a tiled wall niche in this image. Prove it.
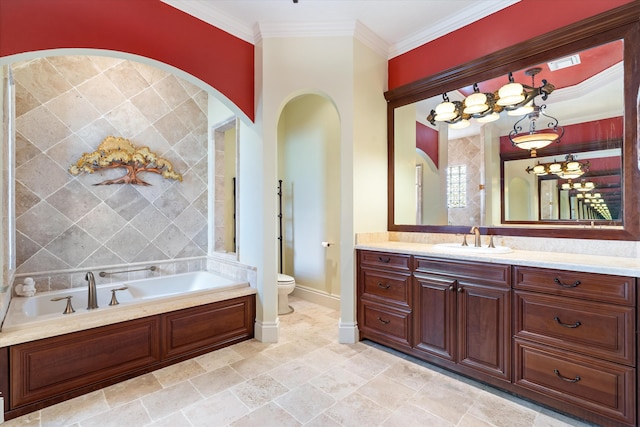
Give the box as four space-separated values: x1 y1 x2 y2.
12 55 209 290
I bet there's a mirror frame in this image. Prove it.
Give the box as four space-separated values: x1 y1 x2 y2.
385 2 640 240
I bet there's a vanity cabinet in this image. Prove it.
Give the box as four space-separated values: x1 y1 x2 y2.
356 249 638 427
413 257 511 385
513 266 636 426
357 251 412 350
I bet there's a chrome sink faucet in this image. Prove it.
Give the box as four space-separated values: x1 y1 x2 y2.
86 271 98 310
470 226 481 247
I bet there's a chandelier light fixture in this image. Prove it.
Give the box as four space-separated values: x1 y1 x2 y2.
526 154 590 179
427 67 563 157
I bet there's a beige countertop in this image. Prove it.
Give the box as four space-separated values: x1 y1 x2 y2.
0 285 257 348
356 241 640 277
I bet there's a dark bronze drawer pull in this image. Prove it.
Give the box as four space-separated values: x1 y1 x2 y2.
377 317 391 325
553 369 581 383
378 282 391 289
378 256 391 263
554 277 581 288
553 316 581 328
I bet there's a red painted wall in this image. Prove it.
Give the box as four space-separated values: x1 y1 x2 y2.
0 0 255 120
388 0 633 91
416 122 439 168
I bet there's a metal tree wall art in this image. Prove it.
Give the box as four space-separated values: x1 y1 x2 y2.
69 136 183 186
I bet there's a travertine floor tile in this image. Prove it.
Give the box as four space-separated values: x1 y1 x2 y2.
230 352 280 379
194 346 244 371
103 373 162 408
230 402 301 427
309 366 367 400
182 389 249 426
189 365 245 397
231 374 289 410
140 380 202 421
383 403 453 427
357 375 417 411
267 358 322 389
146 411 192 427
152 359 206 387
79 400 151 427
323 392 393 427
275 383 335 423
40 390 109 427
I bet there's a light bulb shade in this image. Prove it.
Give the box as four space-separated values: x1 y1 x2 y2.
463 92 489 114
497 82 524 106
561 183 570 190
548 163 562 173
510 131 559 150
532 164 546 175
507 103 534 116
434 101 458 121
476 112 500 123
449 119 470 129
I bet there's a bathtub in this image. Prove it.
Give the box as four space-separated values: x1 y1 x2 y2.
2 271 250 332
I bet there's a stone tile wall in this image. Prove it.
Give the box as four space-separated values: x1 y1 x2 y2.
447 135 481 226
12 56 209 285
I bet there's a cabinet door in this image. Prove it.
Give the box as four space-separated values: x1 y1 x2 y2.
10 317 160 408
161 295 255 360
413 274 456 361
457 282 511 382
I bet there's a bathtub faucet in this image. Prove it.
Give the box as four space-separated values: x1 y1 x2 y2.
86 272 98 310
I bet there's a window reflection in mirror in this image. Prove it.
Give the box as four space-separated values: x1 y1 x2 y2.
393 39 623 228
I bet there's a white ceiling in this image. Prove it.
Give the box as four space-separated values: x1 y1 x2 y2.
160 0 520 58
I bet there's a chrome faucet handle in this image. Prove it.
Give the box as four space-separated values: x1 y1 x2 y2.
51 296 75 314
109 286 129 306
488 235 495 248
461 234 469 246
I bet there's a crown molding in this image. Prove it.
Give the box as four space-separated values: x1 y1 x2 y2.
389 0 520 58
160 0 255 43
162 0 519 59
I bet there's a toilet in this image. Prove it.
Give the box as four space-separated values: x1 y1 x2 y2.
277 273 296 315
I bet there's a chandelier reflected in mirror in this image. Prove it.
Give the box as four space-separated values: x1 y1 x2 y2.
525 154 590 179
427 67 564 157
561 179 595 192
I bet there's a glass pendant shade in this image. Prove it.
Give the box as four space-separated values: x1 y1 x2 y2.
434 101 458 121
497 82 524 106
511 132 558 150
463 92 489 114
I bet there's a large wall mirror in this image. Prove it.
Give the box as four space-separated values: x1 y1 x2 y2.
386 3 640 240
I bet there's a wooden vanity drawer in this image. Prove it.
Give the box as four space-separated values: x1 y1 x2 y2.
359 301 411 348
514 339 636 426
360 268 411 307
514 291 635 365
513 266 635 305
359 250 411 271
415 257 510 288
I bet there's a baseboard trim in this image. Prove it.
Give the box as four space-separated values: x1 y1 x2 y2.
291 285 340 311
338 319 359 344
254 318 280 343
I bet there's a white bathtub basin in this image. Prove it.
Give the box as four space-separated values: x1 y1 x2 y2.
432 243 513 255
2 271 248 331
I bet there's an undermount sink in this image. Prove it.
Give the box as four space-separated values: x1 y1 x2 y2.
432 243 513 254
